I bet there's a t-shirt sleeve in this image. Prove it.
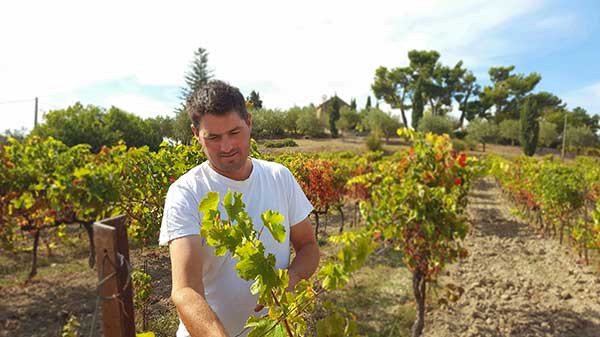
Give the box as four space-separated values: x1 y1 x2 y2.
158 182 201 246
285 168 314 227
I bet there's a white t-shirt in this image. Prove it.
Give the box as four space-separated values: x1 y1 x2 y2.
159 157 313 337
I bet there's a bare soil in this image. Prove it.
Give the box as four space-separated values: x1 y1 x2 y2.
424 178 600 337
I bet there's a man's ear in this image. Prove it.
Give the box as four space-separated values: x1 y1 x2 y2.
191 124 200 139
246 112 252 129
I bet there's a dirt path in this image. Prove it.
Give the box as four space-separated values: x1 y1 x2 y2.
424 178 600 337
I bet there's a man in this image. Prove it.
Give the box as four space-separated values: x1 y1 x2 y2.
159 80 320 337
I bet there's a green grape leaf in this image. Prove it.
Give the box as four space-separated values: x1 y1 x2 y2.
246 316 286 337
261 210 286 243
223 190 245 221
198 192 220 214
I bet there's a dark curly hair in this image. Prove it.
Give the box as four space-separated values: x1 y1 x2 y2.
186 80 248 129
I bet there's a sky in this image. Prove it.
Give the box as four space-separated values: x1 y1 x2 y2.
1 0 599 132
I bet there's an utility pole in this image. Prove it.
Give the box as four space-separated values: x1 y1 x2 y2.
34 97 39 128
561 113 567 160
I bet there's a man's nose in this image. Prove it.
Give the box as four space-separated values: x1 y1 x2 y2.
220 136 233 153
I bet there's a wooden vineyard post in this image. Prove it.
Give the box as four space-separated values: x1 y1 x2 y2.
93 215 136 337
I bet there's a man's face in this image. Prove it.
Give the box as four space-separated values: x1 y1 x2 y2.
193 111 252 178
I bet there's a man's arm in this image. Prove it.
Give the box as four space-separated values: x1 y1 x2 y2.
288 216 320 290
170 235 229 337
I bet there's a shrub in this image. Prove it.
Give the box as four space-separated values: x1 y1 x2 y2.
417 114 455 136
365 129 383 151
466 118 499 152
264 138 298 148
452 139 466 152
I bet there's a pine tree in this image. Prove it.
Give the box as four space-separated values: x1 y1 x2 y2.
520 95 540 156
173 47 214 144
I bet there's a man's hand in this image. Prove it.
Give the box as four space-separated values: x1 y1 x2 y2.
254 216 320 313
253 269 301 312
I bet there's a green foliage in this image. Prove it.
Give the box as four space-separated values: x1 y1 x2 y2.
173 47 214 144
32 102 108 152
498 119 520 145
417 114 455 136
296 107 326 137
565 125 598 150
336 106 361 136
0 128 27 145
198 190 314 337
247 90 263 109
452 139 466 152
329 96 341 137
263 139 298 148
520 95 540 156
412 77 424 129
466 118 499 152
365 129 383 151
538 121 558 147
480 65 541 123
360 129 481 336
349 98 357 111
180 47 213 101
32 103 169 152
365 96 372 110
132 270 153 310
362 108 402 142
283 107 303 135
251 108 286 138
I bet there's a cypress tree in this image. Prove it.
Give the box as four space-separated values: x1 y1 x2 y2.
520 95 540 156
329 96 341 137
412 77 424 129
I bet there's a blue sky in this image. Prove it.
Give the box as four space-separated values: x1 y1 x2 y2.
1 0 599 132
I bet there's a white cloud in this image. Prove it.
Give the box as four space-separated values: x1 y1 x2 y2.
2 0 590 132
105 94 177 119
563 82 600 114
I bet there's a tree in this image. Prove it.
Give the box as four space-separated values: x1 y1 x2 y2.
297 107 326 137
350 98 357 111
538 121 558 148
32 102 109 152
372 66 411 127
365 96 372 111
565 125 597 150
412 77 424 129
283 106 302 135
466 118 499 152
336 106 361 136
365 108 402 143
173 47 213 144
250 108 286 138
181 47 213 101
454 71 480 127
0 128 27 145
498 119 520 146
479 66 541 123
520 95 540 156
247 90 263 109
417 114 455 136
373 50 466 128
328 96 341 137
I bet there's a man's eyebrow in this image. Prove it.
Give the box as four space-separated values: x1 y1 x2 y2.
203 126 241 137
